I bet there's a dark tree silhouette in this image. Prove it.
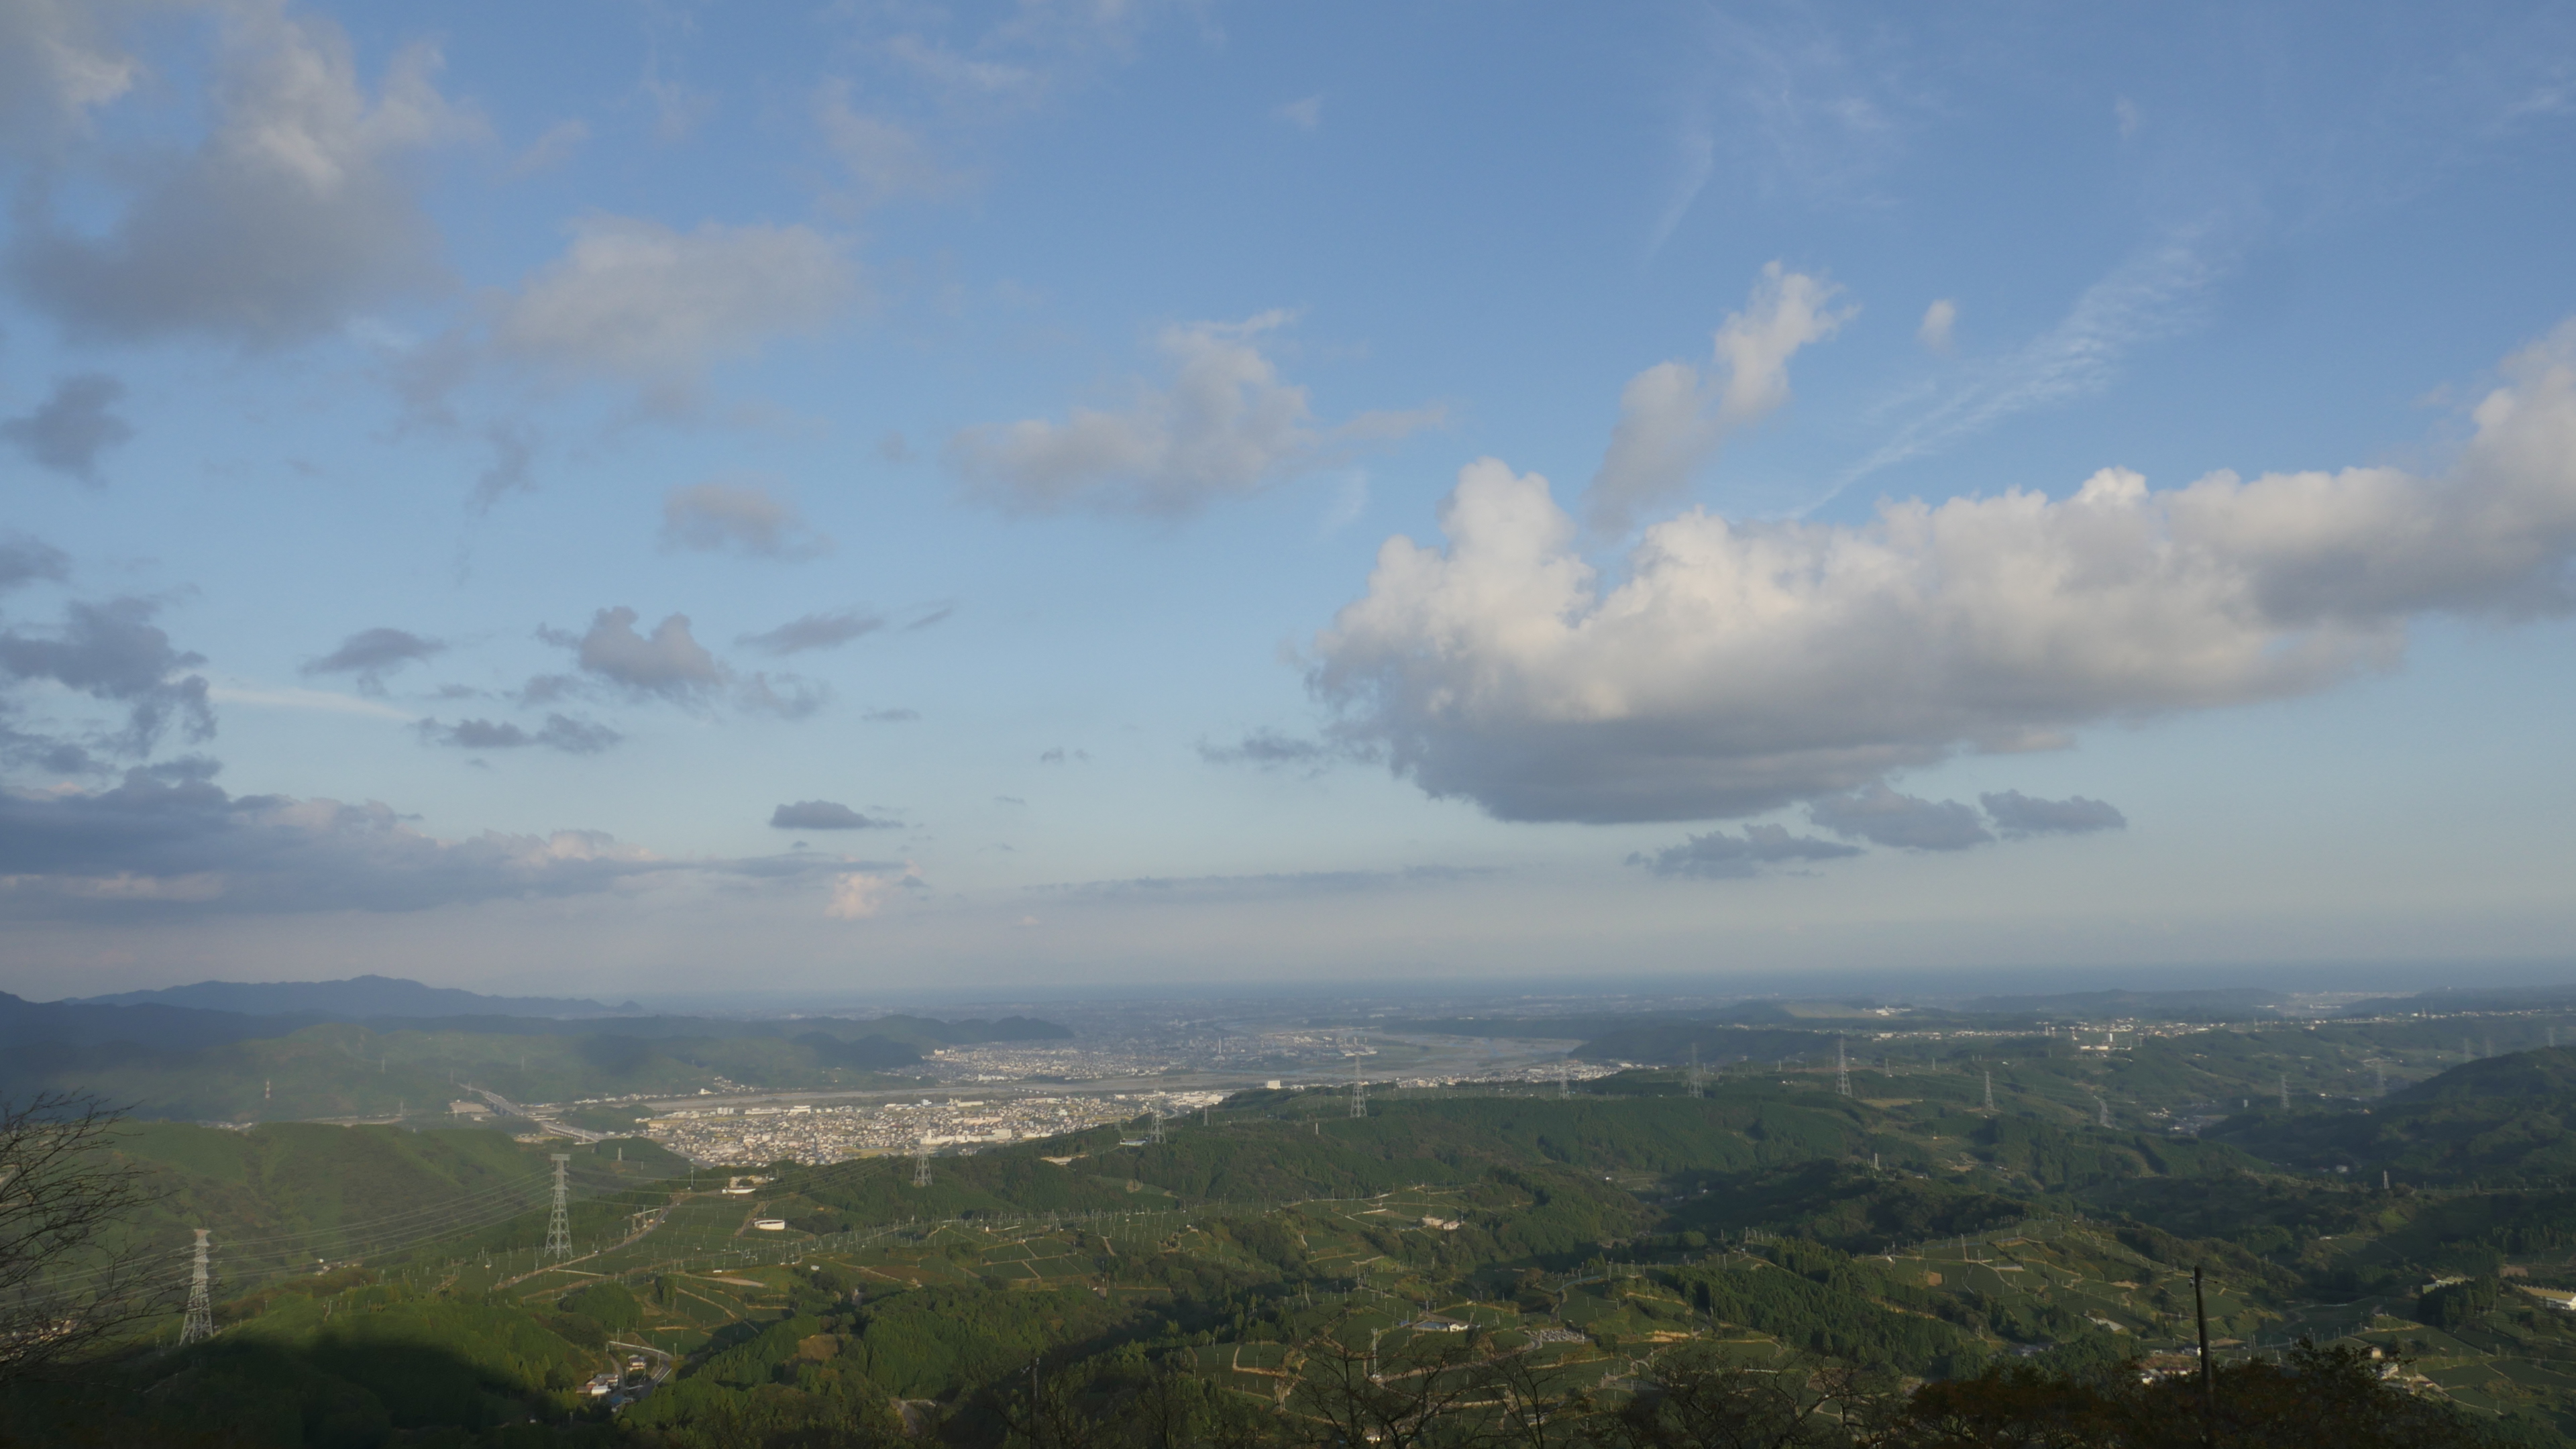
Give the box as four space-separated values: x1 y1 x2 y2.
0 1093 169 1382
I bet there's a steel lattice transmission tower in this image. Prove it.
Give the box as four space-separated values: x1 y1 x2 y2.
179 1230 215 1346
1835 1038 1851 1098
1982 1071 1994 1114
2279 1074 2290 1111
545 1155 572 1259
912 1141 932 1187
1350 1054 1366 1118
2096 1097 2111 1128
1688 1044 1703 1099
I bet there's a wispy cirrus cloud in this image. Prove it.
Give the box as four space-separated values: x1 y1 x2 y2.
1833 229 2228 501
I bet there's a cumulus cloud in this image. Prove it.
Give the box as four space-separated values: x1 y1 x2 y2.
1981 789 2127 837
1627 824 1862 879
302 626 443 692
3 374 133 483
661 481 830 559
947 311 1437 515
544 606 726 704
1309 321 2576 824
1808 783 1992 851
1919 299 1958 352
0 533 70 592
0 596 213 762
418 714 620 755
1585 264 1851 532
739 610 881 655
9 6 472 344
826 871 900 919
770 800 896 830
494 215 854 405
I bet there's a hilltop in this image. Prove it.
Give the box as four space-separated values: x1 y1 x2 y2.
66 974 637 1018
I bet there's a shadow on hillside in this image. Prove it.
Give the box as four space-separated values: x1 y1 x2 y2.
0 1334 625 1449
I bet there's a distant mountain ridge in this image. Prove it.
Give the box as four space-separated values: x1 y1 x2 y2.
66 974 638 1018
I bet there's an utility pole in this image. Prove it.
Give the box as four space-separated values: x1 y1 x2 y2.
180 1230 214 1346
545 1155 572 1259
1836 1038 1851 1098
2194 1265 2216 1448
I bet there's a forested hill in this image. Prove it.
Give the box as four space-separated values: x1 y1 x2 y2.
67 974 632 1018
2209 1044 2576 1185
25 1059 2576 1446
0 997 1073 1121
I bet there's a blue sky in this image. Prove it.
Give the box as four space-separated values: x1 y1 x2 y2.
4 0 2574 1002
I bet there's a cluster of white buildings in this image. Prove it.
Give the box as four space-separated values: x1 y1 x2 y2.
643 1090 1229 1165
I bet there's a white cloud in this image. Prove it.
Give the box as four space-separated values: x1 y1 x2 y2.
1275 95 1322 130
816 81 965 206
1585 264 1851 532
947 312 1436 515
9 3 476 343
661 480 830 559
511 117 589 176
826 869 909 919
1311 321 2576 824
1918 298 1957 352
494 215 855 405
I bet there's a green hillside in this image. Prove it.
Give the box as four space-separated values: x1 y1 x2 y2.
17 1038 2576 1446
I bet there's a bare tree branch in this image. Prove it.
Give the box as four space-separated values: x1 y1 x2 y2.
0 1093 175 1383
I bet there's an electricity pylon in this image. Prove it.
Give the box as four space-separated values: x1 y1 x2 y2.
1982 1071 1994 1114
912 1142 932 1187
1835 1038 1851 1098
2278 1075 2290 1111
2096 1097 2110 1128
1350 1054 1366 1118
179 1230 214 1346
1688 1044 1703 1099
545 1155 572 1259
